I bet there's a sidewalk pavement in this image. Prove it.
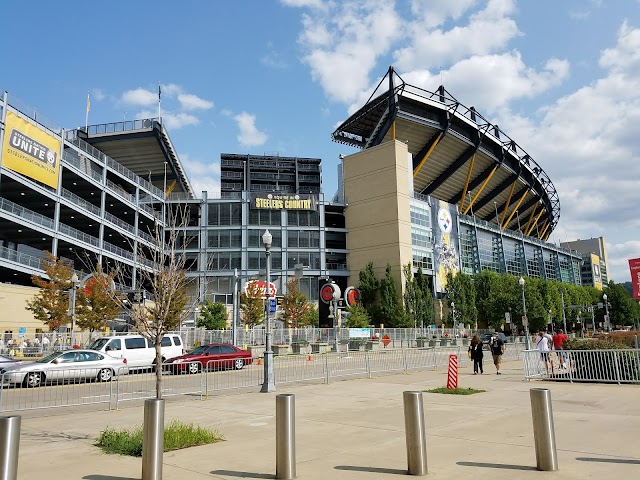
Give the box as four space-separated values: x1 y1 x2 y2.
14 359 640 479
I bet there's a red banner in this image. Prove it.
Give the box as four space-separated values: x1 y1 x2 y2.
629 258 640 299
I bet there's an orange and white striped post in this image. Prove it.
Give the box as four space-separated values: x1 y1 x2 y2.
447 354 458 390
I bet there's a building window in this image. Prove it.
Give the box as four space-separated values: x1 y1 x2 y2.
208 229 241 248
248 229 281 248
287 211 319 227
287 252 320 269
208 203 241 226
412 250 433 271
287 230 320 248
207 252 241 270
248 251 283 270
249 209 282 226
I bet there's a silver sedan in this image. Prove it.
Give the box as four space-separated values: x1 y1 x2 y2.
0 349 127 387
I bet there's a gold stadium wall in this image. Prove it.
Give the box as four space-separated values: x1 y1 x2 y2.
0 284 43 333
343 140 413 296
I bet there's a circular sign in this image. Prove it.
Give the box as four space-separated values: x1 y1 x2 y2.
437 207 453 234
320 283 336 303
344 286 361 307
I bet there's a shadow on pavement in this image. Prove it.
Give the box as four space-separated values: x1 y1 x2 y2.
210 470 273 478
83 476 139 480
457 461 537 471
576 457 640 465
334 465 407 475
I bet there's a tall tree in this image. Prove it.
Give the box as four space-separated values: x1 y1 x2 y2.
376 264 411 327
415 267 434 327
281 278 311 327
26 251 76 332
75 264 121 334
344 304 370 328
358 262 378 310
240 281 264 326
197 299 228 330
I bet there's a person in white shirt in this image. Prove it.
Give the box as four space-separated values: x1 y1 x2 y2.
534 329 553 375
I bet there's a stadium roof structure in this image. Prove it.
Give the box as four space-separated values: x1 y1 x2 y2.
80 118 195 199
332 67 559 240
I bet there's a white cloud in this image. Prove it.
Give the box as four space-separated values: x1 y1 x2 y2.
233 112 268 147
121 88 157 106
606 241 640 283
177 93 214 111
91 88 106 102
180 153 220 199
137 109 200 130
280 0 326 9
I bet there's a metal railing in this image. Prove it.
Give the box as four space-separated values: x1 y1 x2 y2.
522 348 640 384
0 345 524 412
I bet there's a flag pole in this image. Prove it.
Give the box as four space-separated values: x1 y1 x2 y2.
85 92 90 131
158 82 161 120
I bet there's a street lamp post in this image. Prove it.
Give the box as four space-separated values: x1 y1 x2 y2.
560 288 568 335
69 273 79 347
451 302 455 328
261 229 275 393
603 293 610 332
519 277 530 349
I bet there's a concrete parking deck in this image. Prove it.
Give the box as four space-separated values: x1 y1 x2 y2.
13 360 640 479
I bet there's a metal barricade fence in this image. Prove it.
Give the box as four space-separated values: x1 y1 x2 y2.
0 367 116 412
204 358 263 394
522 348 640 384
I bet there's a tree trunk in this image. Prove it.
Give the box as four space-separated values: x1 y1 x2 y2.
155 337 163 399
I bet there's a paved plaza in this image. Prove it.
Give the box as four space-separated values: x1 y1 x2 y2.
13 359 640 479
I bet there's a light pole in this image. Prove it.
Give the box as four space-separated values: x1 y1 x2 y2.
332 285 340 353
519 277 530 349
560 288 568 335
69 273 79 348
603 293 610 332
451 302 455 328
261 229 275 393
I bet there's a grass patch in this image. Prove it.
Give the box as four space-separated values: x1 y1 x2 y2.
96 420 224 456
425 387 485 395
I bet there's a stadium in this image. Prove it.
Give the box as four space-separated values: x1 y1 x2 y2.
0 68 583 336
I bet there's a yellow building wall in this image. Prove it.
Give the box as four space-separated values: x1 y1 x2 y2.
343 140 413 295
0 283 45 334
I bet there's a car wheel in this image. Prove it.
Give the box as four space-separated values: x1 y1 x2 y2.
23 372 43 388
234 358 244 370
98 368 113 382
188 362 200 374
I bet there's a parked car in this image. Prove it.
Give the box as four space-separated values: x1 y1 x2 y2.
0 355 20 368
481 332 508 345
0 349 127 387
87 334 183 369
164 344 252 374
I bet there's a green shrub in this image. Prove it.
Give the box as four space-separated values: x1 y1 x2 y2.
564 338 627 350
425 387 485 395
96 420 224 456
603 331 638 348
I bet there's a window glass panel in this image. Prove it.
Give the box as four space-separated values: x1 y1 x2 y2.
125 338 147 349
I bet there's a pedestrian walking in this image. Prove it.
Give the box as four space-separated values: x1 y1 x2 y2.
552 329 568 369
42 335 50 351
489 331 505 374
468 334 484 374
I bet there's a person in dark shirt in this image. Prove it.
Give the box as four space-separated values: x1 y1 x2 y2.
490 332 505 375
468 334 484 374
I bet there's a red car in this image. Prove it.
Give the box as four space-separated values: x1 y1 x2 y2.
164 344 253 374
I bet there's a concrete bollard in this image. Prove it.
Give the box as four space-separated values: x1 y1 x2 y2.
403 391 428 476
0 416 20 480
276 394 296 479
530 388 558 471
142 399 165 480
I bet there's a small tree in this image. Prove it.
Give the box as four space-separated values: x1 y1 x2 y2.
241 281 264 326
358 261 378 310
116 205 192 399
26 251 76 332
197 300 228 330
301 303 319 327
75 264 121 335
281 278 310 328
344 304 370 328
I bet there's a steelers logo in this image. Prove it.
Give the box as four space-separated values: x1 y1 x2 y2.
437 207 452 234
46 151 56 166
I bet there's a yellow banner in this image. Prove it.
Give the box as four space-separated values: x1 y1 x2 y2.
2 111 61 189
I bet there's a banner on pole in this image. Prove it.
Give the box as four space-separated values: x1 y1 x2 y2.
447 354 458 390
629 258 640 300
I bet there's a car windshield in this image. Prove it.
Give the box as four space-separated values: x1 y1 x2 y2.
87 339 109 350
35 352 62 364
188 346 208 355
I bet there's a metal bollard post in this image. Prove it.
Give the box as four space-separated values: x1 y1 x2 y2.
0 416 21 480
530 388 558 471
142 399 165 480
403 391 428 476
276 394 296 479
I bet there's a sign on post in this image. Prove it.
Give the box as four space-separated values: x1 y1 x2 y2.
269 298 277 314
522 315 529 327
447 354 458 390
505 312 511 323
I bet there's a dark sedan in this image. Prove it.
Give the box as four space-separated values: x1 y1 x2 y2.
164 344 253 374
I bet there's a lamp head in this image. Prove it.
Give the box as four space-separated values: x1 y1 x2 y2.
262 229 272 248
71 273 79 284
603 293 607 300
519 277 525 287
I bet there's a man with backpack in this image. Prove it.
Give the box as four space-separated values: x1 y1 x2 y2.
489 331 505 375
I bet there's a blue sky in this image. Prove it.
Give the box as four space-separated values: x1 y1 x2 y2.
3 0 640 283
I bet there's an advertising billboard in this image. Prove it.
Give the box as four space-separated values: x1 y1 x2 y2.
250 193 317 211
432 199 460 293
2 111 61 189
591 253 602 290
629 258 640 299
